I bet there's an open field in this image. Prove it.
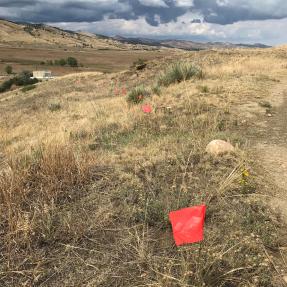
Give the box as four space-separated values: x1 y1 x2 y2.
0 46 173 75
0 20 171 76
1 46 287 286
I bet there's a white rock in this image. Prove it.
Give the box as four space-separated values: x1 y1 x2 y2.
206 140 235 156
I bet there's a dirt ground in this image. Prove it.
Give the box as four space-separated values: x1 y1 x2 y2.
236 77 287 284
240 79 287 221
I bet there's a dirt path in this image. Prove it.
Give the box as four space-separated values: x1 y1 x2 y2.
250 81 287 222
240 79 287 285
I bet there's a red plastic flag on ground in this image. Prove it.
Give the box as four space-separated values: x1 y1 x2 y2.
169 205 206 246
142 104 152 113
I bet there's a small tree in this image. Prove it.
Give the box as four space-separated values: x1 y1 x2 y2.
14 71 38 86
59 58 67 66
5 65 13 75
133 58 147 70
46 60 54 66
67 57 78 67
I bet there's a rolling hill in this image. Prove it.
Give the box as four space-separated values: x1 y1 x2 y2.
0 19 172 75
0 19 271 52
0 19 156 50
113 35 271 50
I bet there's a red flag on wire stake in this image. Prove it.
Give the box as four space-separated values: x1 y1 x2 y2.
142 104 152 113
122 87 127 96
169 205 206 246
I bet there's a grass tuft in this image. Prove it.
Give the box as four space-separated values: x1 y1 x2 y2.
152 84 161 95
48 102 62 112
158 62 202 87
21 84 36 92
127 85 150 104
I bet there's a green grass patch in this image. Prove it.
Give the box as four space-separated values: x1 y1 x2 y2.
158 62 202 87
21 85 36 93
127 85 150 104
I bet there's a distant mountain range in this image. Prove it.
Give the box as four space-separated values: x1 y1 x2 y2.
113 35 271 50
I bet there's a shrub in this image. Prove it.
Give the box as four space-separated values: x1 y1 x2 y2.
46 60 54 66
152 84 161 96
24 26 34 35
67 57 78 67
48 103 62 112
52 58 80 67
0 71 38 93
0 78 14 93
59 58 67 66
5 65 13 75
133 58 147 70
54 59 67 66
127 86 150 104
158 62 202 87
21 85 36 92
198 85 209 93
14 71 38 86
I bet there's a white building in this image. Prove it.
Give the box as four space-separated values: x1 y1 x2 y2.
32 71 54 80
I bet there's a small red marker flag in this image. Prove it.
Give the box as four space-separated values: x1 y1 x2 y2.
142 104 152 113
114 88 119 96
169 205 206 246
122 87 127 95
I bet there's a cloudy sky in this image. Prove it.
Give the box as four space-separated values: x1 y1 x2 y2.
0 0 286 45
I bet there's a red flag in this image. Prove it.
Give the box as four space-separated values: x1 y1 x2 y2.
114 88 119 96
142 104 152 113
169 205 206 246
122 87 127 95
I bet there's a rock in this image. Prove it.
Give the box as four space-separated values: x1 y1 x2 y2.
206 140 235 156
283 275 287 284
130 74 138 80
259 100 272 109
267 113 272 117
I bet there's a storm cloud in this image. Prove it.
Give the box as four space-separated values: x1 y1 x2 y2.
1 0 287 25
0 0 287 45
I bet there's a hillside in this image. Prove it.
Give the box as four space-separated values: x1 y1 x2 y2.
1 47 287 286
0 19 155 50
0 19 270 52
0 19 175 76
0 19 173 76
114 35 271 51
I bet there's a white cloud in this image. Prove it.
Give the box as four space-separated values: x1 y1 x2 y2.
52 13 287 45
216 0 229 6
138 0 168 7
175 0 194 7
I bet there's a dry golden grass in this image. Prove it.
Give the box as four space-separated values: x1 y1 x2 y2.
1 47 287 286
0 46 174 75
